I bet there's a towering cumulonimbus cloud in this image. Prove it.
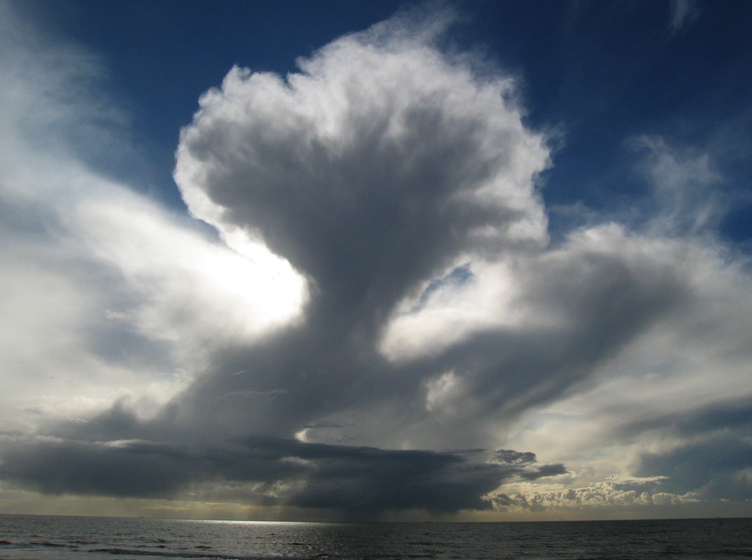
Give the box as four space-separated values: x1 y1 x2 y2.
165 8 752 514
174 10 551 319
0 8 569 517
4 4 752 519
166 9 690 455
166 8 555 445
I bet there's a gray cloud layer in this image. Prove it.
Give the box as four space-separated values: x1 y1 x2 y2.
0 435 563 518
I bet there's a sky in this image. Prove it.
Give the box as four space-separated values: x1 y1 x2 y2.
1 0 752 522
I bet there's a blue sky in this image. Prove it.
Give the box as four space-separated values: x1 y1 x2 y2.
1 0 752 521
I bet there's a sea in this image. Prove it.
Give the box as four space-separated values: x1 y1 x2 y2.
0 515 751 560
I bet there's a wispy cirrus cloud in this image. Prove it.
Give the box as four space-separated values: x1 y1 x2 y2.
669 0 700 35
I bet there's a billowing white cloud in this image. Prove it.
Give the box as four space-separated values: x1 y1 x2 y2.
75 190 306 365
174 9 550 314
493 477 693 514
0 2 305 436
380 260 534 362
499 151 752 510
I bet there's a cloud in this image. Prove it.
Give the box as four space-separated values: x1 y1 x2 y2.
174 8 550 319
635 436 752 500
630 135 724 235
2 2 752 520
74 189 306 365
0 5 569 516
669 0 700 35
164 8 702 458
0 3 303 435
0 435 564 519
492 477 692 513
163 6 560 448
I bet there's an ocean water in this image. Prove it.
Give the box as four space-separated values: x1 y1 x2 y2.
0 515 751 560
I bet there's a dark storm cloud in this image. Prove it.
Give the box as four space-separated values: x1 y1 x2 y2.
0 435 564 517
164 6 696 453
157 6 556 450
614 398 752 443
494 450 536 465
635 436 752 500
